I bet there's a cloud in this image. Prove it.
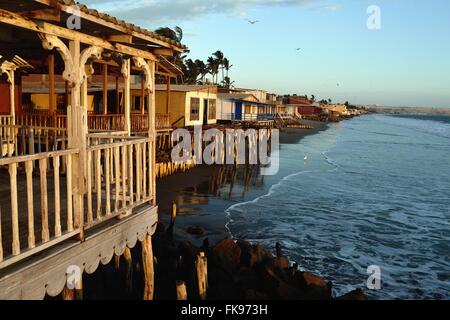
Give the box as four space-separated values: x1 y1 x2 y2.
81 0 319 25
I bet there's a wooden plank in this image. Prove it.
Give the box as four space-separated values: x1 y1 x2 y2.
24 161 36 249
86 150 93 224
49 54 55 114
114 146 120 212
0 148 79 166
66 154 73 232
136 143 141 202
53 156 62 237
128 144 134 206
105 148 111 216
142 142 147 198
39 158 50 243
121 145 127 208
95 149 102 220
107 34 133 44
102 64 108 115
9 163 20 256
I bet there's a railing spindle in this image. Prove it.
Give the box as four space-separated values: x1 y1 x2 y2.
105 148 111 216
128 144 134 205
87 150 93 224
25 161 35 249
114 146 120 212
142 142 147 199
66 154 73 232
122 145 127 208
9 163 20 256
53 156 62 237
136 143 141 202
95 149 102 220
39 158 50 243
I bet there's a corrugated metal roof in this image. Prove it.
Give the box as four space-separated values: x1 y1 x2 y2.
155 84 216 92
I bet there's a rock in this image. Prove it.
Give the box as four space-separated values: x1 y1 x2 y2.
237 240 258 268
186 225 205 236
253 244 274 264
336 288 369 300
178 241 198 263
274 257 290 270
296 272 331 299
212 239 242 271
275 242 283 258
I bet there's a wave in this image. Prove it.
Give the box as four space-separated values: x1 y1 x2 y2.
374 115 450 140
224 150 340 238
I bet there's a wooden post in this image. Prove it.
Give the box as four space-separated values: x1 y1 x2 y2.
62 287 75 300
115 76 120 114
142 234 154 300
195 252 208 300
103 64 108 115
9 69 15 124
170 201 177 226
140 74 145 115
123 247 133 295
176 281 187 300
49 54 56 117
166 76 171 114
122 60 131 136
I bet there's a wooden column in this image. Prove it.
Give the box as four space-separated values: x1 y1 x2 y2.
148 62 156 205
140 74 145 115
9 70 15 125
48 54 56 115
166 76 171 114
102 64 108 115
115 76 120 114
122 60 131 135
68 40 85 240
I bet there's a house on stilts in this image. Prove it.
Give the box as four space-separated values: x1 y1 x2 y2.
0 0 186 299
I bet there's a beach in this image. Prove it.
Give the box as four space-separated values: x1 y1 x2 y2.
156 120 330 246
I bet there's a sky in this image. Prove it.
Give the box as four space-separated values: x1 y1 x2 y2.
82 0 450 108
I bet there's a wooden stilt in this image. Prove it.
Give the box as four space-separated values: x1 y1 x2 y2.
114 254 120 270
142 234 154 300
123 247 133 295
195 252 208 300
62 287 75 300
171 201 177 226
176 281 187 300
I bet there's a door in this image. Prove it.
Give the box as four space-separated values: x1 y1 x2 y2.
235 101 242 120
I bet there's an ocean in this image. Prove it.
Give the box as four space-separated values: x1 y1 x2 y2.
222 114 450 299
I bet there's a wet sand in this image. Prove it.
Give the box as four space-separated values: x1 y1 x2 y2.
156 121 330 246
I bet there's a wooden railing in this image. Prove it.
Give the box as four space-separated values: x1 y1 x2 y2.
0 125 68 158
156 113 171 130
85 136 153 228
0 149 80 269
88 114 125 132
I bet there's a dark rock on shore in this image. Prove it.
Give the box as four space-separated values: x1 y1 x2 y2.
152 223 369 300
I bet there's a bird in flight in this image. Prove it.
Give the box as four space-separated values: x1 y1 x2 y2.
246 19 259 24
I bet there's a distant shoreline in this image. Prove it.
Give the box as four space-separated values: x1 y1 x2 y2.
367 106 450 116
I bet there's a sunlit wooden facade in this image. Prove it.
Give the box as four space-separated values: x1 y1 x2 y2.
0 0 185 299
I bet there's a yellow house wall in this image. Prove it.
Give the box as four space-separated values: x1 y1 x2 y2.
31 94 95 111
155 90 187 127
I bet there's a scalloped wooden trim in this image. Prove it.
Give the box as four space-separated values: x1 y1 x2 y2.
0 206 158 300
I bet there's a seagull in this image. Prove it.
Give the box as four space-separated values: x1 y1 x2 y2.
246 19 259 24
304 155 308 162
296 48 301 51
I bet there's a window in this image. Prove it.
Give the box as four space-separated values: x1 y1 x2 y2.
190 98 200 121
208 99 216 120
245 104 251 114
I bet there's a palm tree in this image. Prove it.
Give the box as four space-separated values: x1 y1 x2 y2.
221 76 235 89
183 59 199 84
195 59 208 84
223 58 233 78
207 56 219 84
213 50 225 83
310 94 316 102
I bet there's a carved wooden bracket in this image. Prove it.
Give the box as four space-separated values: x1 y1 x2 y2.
39 33 103 86
0 61 16 83
133 57 153 92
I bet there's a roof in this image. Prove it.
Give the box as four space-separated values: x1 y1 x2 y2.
0 0 186 52
0 55 34 70
155 84 217 92
217 93 257 101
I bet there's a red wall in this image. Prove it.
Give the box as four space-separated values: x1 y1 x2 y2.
0 80 22 114
297 106 317 115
